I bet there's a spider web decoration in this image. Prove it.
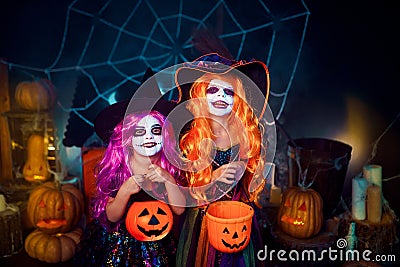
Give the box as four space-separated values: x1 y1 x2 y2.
1 0 310 147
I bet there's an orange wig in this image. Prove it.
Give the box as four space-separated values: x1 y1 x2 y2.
179 72 265 199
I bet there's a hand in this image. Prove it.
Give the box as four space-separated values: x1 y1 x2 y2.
106 175 142 223
120 175 142 196
211 161 246 185
145 164 174 184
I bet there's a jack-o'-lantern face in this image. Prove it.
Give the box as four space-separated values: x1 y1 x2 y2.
277 187 323 239
206 201 254 253
27 182 84 234
280 198 307 226
126 201 173 241
220 224 249 251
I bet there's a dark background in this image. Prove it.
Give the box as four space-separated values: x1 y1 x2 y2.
0 0 399 230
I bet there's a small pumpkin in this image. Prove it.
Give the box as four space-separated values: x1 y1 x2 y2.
206 201 254 253
23 134 51 182
24 227 82 263
15 78 56 111
277 186 323 239
126 201 173 241
27 182 84 234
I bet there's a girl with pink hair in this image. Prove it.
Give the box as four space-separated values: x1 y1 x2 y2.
78 70 185 267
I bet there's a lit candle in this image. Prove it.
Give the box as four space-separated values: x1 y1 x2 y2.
367 185 381 223
352 177 368 220
363 164 382 188
0 194 6 212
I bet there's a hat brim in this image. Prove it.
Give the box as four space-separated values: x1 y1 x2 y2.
94 67 178 143
175 53 270 119
94 97 176 143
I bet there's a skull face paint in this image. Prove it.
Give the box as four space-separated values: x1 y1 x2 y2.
132 115 163 156
206 79 234 116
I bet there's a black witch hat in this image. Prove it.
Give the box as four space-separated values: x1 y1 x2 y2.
94 68 177 143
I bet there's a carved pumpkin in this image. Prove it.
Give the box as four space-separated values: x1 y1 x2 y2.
27 182 84 234
126 201 173 241
24 227 82 263
23 134 51 182
278 186 323 239
15 78 56 111
206 201 254 253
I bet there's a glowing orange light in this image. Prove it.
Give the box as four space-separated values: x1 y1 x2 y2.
33 175 45 180
293 219 305 226
333 96 381 177
281 215 304 226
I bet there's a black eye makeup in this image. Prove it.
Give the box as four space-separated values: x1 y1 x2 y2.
151 125 162 135
133 125 162 137
133 127 146 137
206 86 234 96
206 86 219 94
223 88 235 96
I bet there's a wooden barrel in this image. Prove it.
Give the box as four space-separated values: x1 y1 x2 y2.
0 204 23 257
338 212 398 255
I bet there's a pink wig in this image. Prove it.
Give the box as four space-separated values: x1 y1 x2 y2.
91 110 179 230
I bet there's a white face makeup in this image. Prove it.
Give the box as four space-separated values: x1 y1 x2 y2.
131 115 163 157
206 79 234 116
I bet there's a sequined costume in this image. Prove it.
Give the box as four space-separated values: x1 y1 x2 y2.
76 190 176 267
176 144 264 267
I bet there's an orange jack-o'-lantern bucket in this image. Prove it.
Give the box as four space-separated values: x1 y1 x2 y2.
126 201 173 241
206 201 254 253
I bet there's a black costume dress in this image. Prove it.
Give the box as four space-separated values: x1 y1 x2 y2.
176 144 264 267
76 190 177 267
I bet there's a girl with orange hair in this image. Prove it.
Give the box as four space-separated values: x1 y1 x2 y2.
175 53 270 267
